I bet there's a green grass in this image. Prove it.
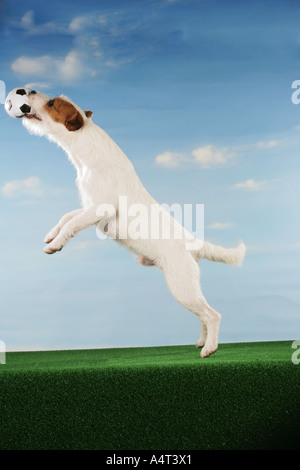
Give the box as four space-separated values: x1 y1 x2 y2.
0 341 299 450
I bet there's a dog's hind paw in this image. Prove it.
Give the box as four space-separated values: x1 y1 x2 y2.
200 345 218 358
137 256 155 266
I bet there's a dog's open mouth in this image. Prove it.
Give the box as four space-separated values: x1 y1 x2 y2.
24 114 42 121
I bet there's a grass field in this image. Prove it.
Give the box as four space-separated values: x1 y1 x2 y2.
0 341 299 450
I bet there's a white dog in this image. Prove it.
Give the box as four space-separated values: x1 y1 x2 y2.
23 90 245 358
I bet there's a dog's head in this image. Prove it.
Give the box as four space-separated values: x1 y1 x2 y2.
23 90 93 138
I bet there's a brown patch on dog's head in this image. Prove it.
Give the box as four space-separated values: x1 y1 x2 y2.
84 110 93 118
44 97 84 131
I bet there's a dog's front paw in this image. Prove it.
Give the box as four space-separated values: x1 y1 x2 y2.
44 226 60 244
43 241 63 254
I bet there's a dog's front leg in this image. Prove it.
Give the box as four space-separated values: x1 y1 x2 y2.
43 206 113 254
44 209 84 243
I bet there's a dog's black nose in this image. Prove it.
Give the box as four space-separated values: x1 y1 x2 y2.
30 90 37 95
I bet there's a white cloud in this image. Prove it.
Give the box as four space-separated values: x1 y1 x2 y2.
233 179 269 191
206 222 233 230
19 10 66 36
11 11 101 84
97 15 107 26
104 57 135 68
2 177 44 198
58 51 86 82
156 144 237 169
155 133 284 172
192 145 235 168
11 50 95 83
12 55 50 76
11 10 140 86
69 15 93 34
21 10 34 29
68 13 107 33
155 151 185 168
256 140 280 149
25 82 51 90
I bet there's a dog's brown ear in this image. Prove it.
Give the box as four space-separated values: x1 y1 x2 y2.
84 110 93 118
65 110 84 131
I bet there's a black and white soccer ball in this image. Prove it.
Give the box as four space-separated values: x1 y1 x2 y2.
5 87 34 118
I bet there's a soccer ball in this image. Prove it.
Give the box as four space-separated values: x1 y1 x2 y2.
5 87 34 119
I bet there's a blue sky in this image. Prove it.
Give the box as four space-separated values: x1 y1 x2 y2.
0 0 299 351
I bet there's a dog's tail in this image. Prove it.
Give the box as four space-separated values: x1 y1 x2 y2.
196 241 246 267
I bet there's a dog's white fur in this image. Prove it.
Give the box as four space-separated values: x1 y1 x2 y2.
23 91 246 358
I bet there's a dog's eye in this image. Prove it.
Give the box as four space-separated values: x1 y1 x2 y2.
48 99 55 107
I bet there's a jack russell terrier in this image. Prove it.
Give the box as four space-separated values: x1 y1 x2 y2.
22 90 246 358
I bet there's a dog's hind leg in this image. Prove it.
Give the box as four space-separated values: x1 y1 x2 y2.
161 252 221 358
195 320 207 349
